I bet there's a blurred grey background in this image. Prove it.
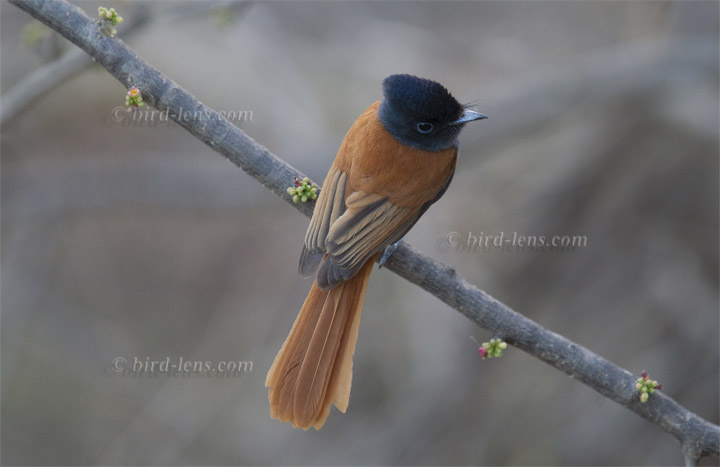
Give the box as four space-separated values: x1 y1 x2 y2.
2 1 718 465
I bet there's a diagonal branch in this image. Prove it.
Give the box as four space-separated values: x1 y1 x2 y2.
9 0 718 461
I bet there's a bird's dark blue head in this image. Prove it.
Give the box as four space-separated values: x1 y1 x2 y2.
378 74 487 152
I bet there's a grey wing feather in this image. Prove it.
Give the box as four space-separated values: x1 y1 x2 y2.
315 193 416 290
298 167 348 276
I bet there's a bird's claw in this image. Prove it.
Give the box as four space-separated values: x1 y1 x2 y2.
379 239 403 268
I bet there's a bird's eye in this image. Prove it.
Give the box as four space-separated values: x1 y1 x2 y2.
416 122 433 134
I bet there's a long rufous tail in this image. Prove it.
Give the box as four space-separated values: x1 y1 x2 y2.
265 256 376 430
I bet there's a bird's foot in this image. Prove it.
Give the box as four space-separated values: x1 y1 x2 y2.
379 239 403 269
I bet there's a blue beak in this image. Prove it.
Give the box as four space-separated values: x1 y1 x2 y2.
451 109 488 125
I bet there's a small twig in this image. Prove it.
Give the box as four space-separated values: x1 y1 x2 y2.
9 0 719 461
1 1 251 126
1 3 150 126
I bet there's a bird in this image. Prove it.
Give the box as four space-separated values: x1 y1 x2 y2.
266 74 487 430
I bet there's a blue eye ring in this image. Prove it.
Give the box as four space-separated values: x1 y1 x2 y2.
416 122 433 134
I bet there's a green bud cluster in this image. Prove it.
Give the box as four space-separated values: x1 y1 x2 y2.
635 370 662 403
287 177 318 203
98 7 123 25
480 338 507 359
98 7 123 37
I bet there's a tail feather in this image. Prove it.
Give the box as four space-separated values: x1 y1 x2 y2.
267 256 375 430
322 262 371 413
293 287 344 425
